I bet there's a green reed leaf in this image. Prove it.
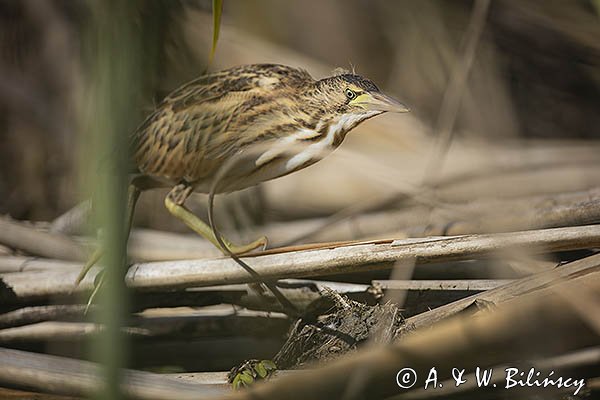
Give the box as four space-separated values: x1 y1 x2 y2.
209 0 223 63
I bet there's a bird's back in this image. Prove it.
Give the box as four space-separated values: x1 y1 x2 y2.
130 64 315 187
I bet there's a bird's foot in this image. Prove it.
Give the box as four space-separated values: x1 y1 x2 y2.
74 247 104 287
84 269 105 314
222 235 268 255
228 359 277 390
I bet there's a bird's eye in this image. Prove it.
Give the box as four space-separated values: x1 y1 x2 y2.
345 88 356 100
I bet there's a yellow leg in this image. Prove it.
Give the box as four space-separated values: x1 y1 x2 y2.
84 271 104 314
74 184 141 286
164 184 267 255
75 246 103 286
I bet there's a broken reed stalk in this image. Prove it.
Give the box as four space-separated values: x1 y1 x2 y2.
1 182 599 265
268 158 600 221
374 279 515 291
0 218 86 262
273 186 600 247
2 225 600 303
5 251 595 338
6 186 594 266
112 186 600 261
125 224 600 290
0 312 290 344
0 347 225 400
0 280 372 329
399 252 600 335
49 199 92 235
0 305 88 329
1 254 598 399
218 266 600 400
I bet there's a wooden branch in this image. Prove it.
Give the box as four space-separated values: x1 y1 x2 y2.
133 280 375 315
270 187 600 246
0 305 87 329
0 347 225 399
0 311 289 343
0 218 86 261
49 200 91 235
113 188 600 261
0 257 81 273
0 387 80 400
374 279 514 291
218 262 600 400
0 322 109 343
125 225 600 290
399 251 600 334
2 225 600 304
6 186 599 265
0 264 372 313
265 145 600 218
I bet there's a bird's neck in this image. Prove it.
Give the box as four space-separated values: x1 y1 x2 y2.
324 111 382 147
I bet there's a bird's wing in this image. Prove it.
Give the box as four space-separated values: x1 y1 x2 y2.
130 64 313 182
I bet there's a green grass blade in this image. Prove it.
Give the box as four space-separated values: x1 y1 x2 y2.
209 0 223 64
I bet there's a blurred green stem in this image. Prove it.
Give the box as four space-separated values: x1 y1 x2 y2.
209 0 223 64
85 1 142 399
593 0 600 17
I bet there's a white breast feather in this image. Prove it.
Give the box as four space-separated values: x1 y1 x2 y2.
254 112 378 173
255 128 321 167
285 113 376 171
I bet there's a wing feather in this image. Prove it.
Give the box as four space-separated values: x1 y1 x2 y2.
131 64 314 184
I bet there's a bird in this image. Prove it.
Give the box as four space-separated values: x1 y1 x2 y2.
77 63 409 284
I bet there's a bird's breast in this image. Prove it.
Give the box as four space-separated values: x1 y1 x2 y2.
255 113 363 174
190 112 378 194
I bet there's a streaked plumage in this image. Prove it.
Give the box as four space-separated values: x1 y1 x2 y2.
130 63 408 195
75 63 409 286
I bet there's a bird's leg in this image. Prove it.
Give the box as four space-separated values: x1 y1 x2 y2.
74 184 141 286
164 183 267 255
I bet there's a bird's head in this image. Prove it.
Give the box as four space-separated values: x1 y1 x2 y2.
312 73 409 128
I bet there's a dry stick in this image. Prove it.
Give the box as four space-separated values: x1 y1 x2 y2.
115 187 600 261
0 277 371 326
0 257 81 273
0 321 116 343
275 159 600 246
400 1 488 313
399 251 600 335
374 279 515 291
0 347 225 400
271 163 600 246
0 305 88 329
2 261 597 399
0 312 289 343
424 187 600 236
422 0 491 184
2 225 600 303
3 183 598 269
123 224 600 290
218 267 600 400
0 218 86 261
49 200 92 234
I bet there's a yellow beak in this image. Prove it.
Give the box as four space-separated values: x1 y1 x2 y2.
357 92 410 113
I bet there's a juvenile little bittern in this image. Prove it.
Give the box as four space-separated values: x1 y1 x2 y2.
78 63 408 283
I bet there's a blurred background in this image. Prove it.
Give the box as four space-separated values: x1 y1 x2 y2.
1 0 600 388
1 0 599 234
